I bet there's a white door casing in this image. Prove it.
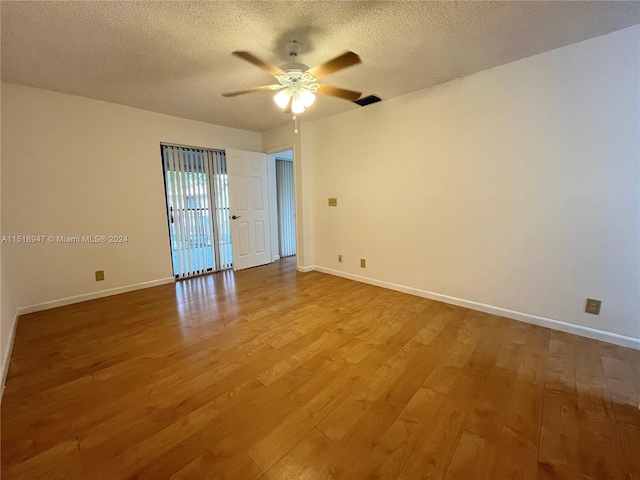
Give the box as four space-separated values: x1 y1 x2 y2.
227 149 272 271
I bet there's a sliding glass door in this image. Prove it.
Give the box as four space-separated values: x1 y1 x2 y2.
161 145 232 278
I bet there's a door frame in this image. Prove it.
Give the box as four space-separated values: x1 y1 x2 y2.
266 144 299 265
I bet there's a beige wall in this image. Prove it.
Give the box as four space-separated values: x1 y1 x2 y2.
305 26 640 341
0 83 261 378
0 81 18 388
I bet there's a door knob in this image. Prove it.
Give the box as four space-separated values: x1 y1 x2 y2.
231 215 241 219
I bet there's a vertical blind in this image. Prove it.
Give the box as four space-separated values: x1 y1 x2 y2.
162 145 232 278
276 159 296 257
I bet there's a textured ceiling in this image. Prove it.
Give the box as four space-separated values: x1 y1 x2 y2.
2 1 639 133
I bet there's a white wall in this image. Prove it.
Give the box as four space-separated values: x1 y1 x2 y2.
0 83 261 380
0 80 19 393
306 26 640 342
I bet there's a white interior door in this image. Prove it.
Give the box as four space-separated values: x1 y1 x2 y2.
227 149 272 271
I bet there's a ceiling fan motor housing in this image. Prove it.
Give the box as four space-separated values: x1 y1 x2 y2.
282 41 308 72
280 62 310 73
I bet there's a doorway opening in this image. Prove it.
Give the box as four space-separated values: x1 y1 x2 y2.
161 144 232 278
270 149 296 258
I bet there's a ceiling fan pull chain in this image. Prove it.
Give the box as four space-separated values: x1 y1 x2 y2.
293 115 299 134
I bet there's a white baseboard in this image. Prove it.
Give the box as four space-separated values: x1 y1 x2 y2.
1 309 19 404
312 266 640 351
297 265 314 273
16 277 175 316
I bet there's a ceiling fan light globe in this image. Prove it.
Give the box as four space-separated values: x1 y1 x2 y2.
300 89 315 108
291 96 305 114
274 90 291 109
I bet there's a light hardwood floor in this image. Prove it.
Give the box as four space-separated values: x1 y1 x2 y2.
2 257 639 479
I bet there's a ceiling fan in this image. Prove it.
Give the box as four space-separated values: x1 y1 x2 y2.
222 40 362 114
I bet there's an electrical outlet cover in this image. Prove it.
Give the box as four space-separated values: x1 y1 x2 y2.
585 298 601 315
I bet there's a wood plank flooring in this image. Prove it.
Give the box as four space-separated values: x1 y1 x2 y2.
2 257 639 479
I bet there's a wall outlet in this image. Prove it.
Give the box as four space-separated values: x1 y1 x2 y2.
338 255 342 263
360 259 366 268
585 298 601 315
328 197 338 207
95 270 105 281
